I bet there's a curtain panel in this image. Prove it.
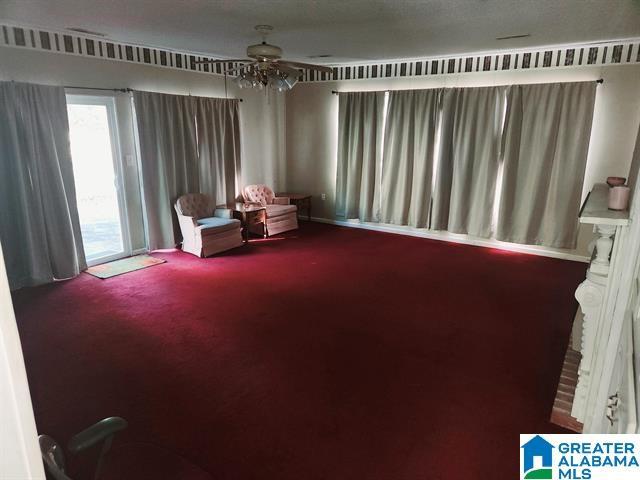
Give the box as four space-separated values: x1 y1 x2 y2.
196 97 241 205
134 91 199 250
496 82 597 249
431 86 506 238
134 91 241 250
335 91 385 222
380 89 441 227
0 81 86 290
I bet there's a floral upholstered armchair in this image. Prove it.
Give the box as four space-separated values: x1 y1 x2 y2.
175 193 243 257
243 185 298 237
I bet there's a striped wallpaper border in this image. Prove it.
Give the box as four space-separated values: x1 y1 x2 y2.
0 23 247 76
1 23 639 83
307 41 640 82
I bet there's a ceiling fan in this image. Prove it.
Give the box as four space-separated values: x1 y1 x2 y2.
195 25 332 91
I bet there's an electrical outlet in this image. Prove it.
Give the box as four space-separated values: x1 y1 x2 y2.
321 193 326 201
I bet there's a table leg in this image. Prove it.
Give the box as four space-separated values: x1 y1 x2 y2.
243 212 249 243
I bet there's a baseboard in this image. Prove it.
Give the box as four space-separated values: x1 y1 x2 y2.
309 217 590 263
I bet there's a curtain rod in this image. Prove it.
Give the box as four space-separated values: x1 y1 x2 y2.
64 86 133 93
331 78 604 95
63 85 244 101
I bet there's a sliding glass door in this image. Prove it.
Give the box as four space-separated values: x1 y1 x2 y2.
66 95 131 266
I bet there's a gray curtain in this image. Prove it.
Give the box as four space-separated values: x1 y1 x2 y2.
335 91 385 221
134 91 199 250
380 89 441 227
497 82 597 248
196 97 241 205
431 86 506 237
0 82 86 290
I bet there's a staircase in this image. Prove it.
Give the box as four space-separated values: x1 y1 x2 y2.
550 340 583 432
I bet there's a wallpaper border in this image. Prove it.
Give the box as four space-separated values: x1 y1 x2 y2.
1 23 639 83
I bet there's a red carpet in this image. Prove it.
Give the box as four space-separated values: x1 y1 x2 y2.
12 222 585 479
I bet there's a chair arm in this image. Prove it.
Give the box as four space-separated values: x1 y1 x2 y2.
177 212 197 227
272 197 290 205
68 417 128 454
176 213 198 247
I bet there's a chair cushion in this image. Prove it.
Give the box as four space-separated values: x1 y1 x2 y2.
197 217 240 235
265 204 297 218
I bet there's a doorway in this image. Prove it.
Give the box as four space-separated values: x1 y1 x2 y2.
66 95 131 266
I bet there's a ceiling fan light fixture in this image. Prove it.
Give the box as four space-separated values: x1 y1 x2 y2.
266 73 285 92
201 25 331 92
251 75 264 90
234 72 253 89
282 75 298 90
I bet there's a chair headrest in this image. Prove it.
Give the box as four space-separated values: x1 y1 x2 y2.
175 193 212 218
243 185 274 206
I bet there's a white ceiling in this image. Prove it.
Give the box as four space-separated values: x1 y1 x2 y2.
1 0 640 64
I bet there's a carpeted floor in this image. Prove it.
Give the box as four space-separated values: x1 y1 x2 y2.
12 222 586 480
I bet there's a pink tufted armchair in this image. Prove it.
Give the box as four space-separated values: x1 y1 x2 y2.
175 193 243 257
243 185 298 237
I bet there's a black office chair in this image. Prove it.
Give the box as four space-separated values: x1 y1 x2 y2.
39 417 212 480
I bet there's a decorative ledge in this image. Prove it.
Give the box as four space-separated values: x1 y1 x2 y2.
579 183 630 226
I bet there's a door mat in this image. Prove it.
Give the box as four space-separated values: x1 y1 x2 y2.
86 255 166 279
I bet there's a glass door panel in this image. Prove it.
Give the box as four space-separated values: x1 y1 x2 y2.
67 96 130 265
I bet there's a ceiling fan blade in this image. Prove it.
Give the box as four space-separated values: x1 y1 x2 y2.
224 62 258 75
277 60 333 73
193 58 252 65
276 63 303 79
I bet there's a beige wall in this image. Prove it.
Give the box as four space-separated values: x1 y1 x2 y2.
285 64 640 258
3 44 639 259
0 46 287 250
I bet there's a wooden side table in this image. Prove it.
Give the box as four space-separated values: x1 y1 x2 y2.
225 202 266 242
277 193 312 221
